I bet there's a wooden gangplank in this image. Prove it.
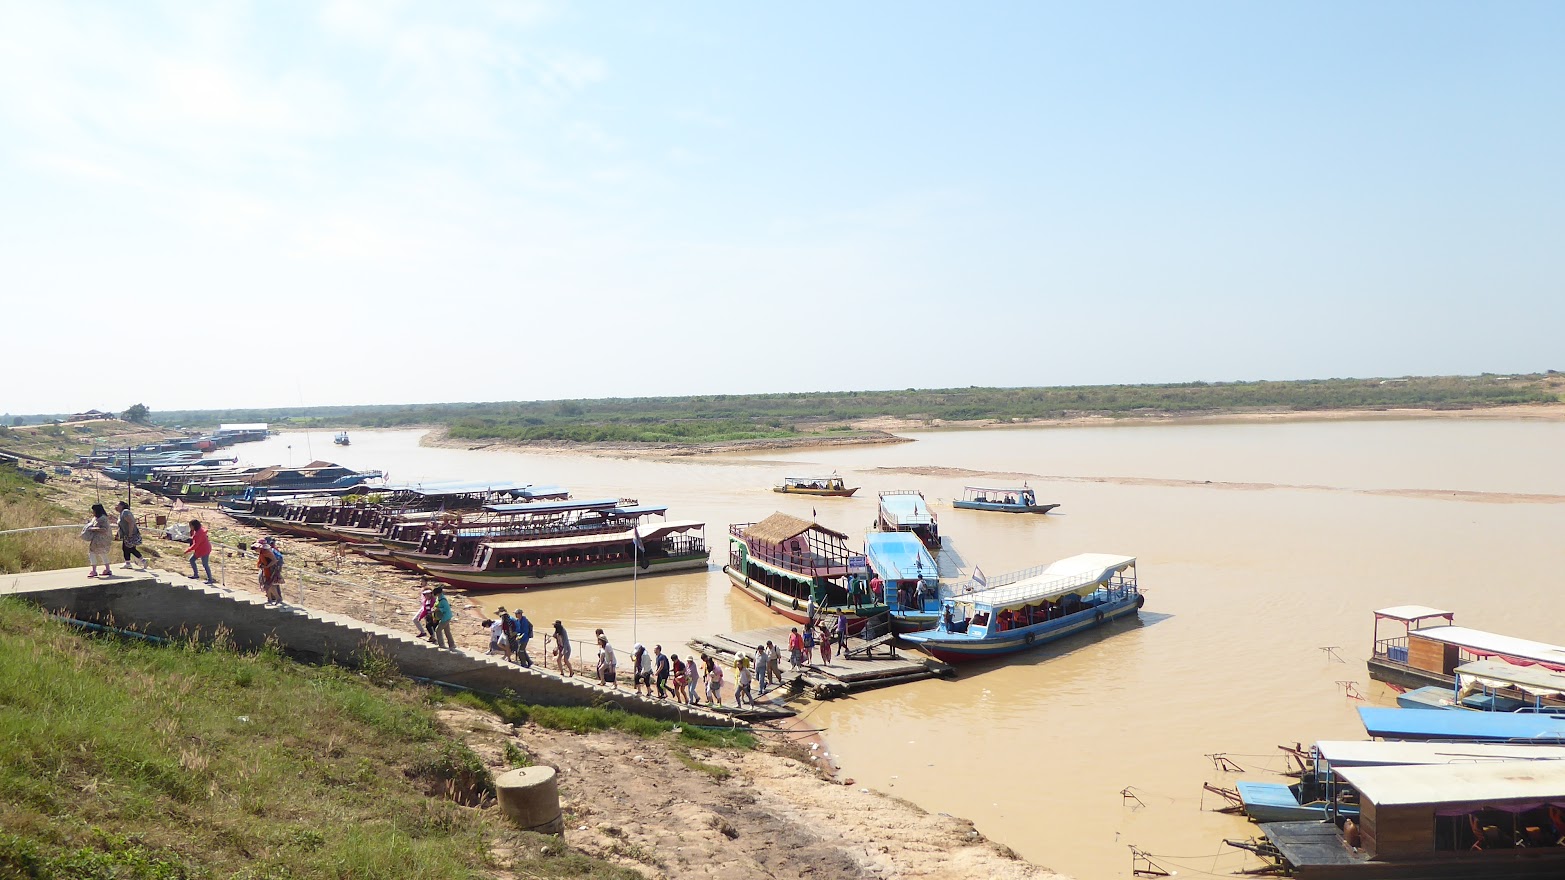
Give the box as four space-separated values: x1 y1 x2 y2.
688 625 954 699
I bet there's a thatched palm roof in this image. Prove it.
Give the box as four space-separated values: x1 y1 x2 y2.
744 512 847 545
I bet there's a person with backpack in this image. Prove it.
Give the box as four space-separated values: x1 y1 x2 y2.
514 609 533 667
115 501 147 571
256 537 284 604
431 586 455 649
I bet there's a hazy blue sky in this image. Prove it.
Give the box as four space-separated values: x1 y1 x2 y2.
3 1 1562 413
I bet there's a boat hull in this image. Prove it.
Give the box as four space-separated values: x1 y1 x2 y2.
1236 781 1359 823
773 486 858 497
951 500 1059 514
420 554 708 591
723 567 885 632
903 594 1141 662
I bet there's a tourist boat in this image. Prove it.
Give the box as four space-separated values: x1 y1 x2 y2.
1240 760 1565 878
864 531 942 633
1368 605 1565 691
1358 706 1565 743
333 431 350 446
177 461 384 498
901 554 1140 662
772 474 858 497
380 498 664 571
951 484 1058 514
1235 740 1565 824
724 513 887 630
418 519 707 590
1397 659 1565 714
876 490 940 549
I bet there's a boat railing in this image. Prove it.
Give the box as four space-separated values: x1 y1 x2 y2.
1374 636 1410 663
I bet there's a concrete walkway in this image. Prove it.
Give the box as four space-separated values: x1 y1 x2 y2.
2 567 737 726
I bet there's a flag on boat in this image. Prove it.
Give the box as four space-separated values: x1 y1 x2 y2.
972 567 987 590
631 527 643 555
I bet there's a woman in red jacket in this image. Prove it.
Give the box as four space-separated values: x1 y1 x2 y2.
184 519 213 584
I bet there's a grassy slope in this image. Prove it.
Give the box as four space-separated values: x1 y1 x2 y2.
143 372 1565 443
0 600 657 880
0 419 175 464
0 465 81 574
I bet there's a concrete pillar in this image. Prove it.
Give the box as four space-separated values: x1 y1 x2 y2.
495 766 564 836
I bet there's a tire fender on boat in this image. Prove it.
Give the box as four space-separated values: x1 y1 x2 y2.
1134 593 1145 609
1024 632 1035 646
1094 610 1104 625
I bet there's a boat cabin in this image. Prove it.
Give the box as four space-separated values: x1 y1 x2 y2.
961 485 1035 507
728 513 866 606
877 490 940 548
936 554 1136 637
781 475 847 491
865 531 940 613
1369 606 1565 690
1335 761 1565 858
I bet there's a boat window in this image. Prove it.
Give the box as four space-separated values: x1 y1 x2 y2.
970 611 990 629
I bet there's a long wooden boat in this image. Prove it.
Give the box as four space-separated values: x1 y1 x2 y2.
381 501 667 572
418 520 707 591
864 531 942 633
1242 761 1565 878
876 490 939 549
901 554 1140 662
1367 605 1565 692
1397 659 1565 714
951 484 1058 514
1237 740 1565 825
723 513 887 631
772 475 858 497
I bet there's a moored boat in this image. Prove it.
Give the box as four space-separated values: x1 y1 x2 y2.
901 554 1140 662
864 531 942 633
1397 660 1565 714
1358 706 1565 743
876 489 940 549
724 513 887 630
419 520 707 591
951 484 1058 514
772 474 858 497
1367 605 1565 692
333 431 350 446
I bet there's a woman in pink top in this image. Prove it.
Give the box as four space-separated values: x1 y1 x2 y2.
184 519 213 583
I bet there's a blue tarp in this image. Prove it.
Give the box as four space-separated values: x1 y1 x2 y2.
1358 706 1565 742
864 531 938 582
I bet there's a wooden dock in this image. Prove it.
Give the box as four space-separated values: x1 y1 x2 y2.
688 625 953 699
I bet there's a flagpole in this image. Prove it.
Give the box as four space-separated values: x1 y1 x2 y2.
632 527 639 643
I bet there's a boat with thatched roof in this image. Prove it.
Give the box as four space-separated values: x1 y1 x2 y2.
724 512 887 631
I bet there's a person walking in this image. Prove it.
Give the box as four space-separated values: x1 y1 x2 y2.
596 635 617 687
836 613 849 653
83 503 115 578
256 537 283 604
802 623 816 665
702 655 724 707
788 627 804 668
767 639 784 684
553 620 574 676
431 587 456 649
753 642 769 692
654 645 671 699
684 656 700 703
488 609 510 659
818 622 832 665
735 655 753 708
414 588 435 638
183 519 213 583
631 644 651 696
114 501 147 571
497 608 519 662
670 653 687 704
514 609 534 667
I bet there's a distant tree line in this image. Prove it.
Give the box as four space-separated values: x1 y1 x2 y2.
146 373 1562 444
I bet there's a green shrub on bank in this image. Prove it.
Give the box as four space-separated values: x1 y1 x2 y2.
0 600 640 880
446 691 756 750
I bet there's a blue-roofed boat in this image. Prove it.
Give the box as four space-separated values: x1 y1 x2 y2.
864 531 942 633
1359 706 1565 742
902 554 1140 662
876 490 940 549
951 484 1058 515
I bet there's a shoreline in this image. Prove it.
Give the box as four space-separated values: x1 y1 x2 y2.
406 402 1565 459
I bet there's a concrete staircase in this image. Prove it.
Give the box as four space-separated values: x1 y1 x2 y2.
2 567 736 726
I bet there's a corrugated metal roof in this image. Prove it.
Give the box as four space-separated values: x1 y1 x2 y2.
1411 626 1565 667
1333 760 1565 807
1315 740 1565 767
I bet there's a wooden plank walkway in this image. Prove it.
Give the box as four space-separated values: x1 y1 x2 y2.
688 625 953 700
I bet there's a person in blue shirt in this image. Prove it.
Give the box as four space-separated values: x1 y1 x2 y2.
515 609 534 667
432 587 455 649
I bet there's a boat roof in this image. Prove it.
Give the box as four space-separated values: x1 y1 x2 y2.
864 531 938 582
484 521 704 552
381 480 548 497
1332 760 1565 808
963 485 1032 493
608 504 669 518
949 554 1135 608
784 475 843 482
743 512 849 544
484 498 620 515
878 493 935 525
1358 706 1565 742
1315 740 1565 767
1408 625 1565 667
1457 659 1565 696
1374 605 1455 622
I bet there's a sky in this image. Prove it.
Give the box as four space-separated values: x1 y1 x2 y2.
3 1 1563 413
